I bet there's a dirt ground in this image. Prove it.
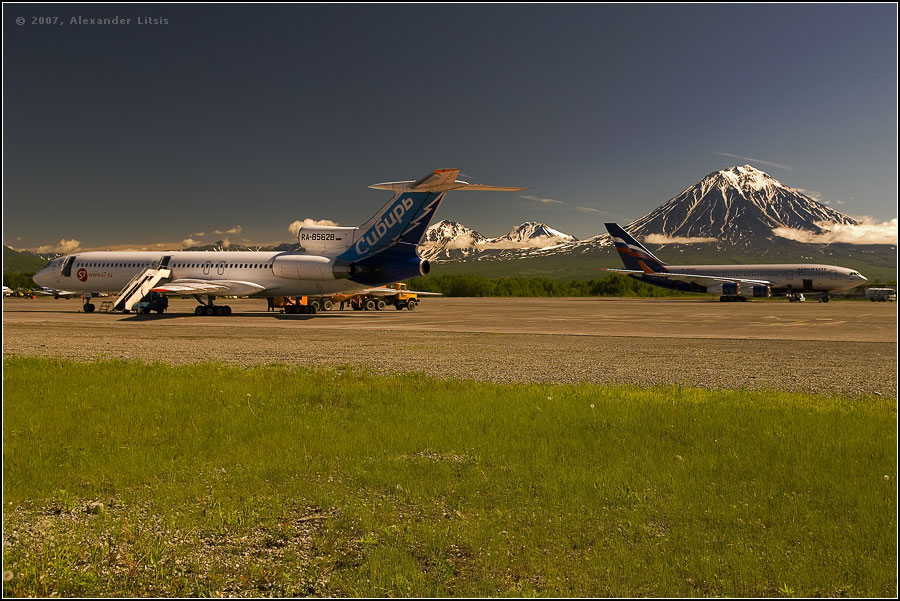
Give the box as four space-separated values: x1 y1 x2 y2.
3 296 896 397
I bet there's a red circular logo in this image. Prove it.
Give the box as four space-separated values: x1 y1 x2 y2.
77 268 88 282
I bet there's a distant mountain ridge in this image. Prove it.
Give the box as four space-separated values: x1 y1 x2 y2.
419 220 576 261
418 165 878 262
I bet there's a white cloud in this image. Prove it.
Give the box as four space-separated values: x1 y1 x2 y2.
182 238 201 248
715 152 794 171
772 218 898 245
521 195 563 205
34 238 82 254
792 188 824 202
576 206 621 216
288 218 340 236
215 225 242 236
643 234 717 244
190 231 205 237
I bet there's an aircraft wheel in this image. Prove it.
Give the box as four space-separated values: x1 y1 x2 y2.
84 303 95 313
204 306 215 316
406 301 416 311
821 295 830 303
215 305 226 316
194 305 204 315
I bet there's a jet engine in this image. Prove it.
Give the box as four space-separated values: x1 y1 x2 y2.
740 284 771 298
705 282 740 296
271 254 351 280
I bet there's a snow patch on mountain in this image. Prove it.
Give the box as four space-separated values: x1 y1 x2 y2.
420 220 577 261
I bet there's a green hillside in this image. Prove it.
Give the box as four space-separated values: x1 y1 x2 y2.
3 246 49 274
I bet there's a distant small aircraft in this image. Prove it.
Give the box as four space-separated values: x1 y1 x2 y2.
604 222 867 302
2 285 11 297
33 286 78 299
33 169 524 315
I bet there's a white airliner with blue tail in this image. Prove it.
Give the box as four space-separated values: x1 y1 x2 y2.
33 169 525 315
604 223 868 302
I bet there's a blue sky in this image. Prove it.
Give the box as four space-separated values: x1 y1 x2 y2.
3 4 897 250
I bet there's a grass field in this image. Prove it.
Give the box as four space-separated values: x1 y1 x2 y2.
3 357 896 597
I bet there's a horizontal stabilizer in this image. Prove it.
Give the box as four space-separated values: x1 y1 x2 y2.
370 169 526 193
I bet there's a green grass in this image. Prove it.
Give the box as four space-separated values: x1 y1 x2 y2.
3 357 896 597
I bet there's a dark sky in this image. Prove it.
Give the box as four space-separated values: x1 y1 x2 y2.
3 4 897 250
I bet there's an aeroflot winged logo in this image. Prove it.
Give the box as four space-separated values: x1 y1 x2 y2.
353 195 416 256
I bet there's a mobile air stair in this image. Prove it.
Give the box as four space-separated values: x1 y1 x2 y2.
102 256 172 312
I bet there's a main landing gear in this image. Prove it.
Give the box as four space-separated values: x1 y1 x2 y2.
284 303 316 315
193 296 232 316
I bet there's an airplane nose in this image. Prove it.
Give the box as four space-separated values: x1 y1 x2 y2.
33 267 49 286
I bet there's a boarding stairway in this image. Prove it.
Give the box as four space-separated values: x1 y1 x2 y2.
102 257 172 312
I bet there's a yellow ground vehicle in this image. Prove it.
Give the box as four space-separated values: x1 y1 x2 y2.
269 295 330 314
270 284 437 313
331 282 437 311
384 282 419 310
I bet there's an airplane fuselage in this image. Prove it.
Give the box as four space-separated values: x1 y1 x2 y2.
35 250 375 297
645 263 866 294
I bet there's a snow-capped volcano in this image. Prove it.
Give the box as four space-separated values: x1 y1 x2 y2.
625 165 859 246
493 222 576 246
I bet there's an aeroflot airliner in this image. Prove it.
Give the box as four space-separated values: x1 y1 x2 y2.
33 169 525 315
604 223 868 302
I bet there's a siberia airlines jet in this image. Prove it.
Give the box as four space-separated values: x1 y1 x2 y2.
33 169 525 315
604 223 867 302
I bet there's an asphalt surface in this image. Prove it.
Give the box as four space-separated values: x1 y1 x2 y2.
3 297 896 397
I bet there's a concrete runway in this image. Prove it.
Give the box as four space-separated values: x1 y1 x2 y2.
3 297 897 396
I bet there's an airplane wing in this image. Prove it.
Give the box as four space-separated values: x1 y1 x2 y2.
359 286 443 297
152 279 267 297
601 268 772 286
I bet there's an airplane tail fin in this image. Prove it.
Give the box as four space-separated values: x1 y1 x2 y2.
604 223 668 273
340 169 526 263
339 169 525 284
